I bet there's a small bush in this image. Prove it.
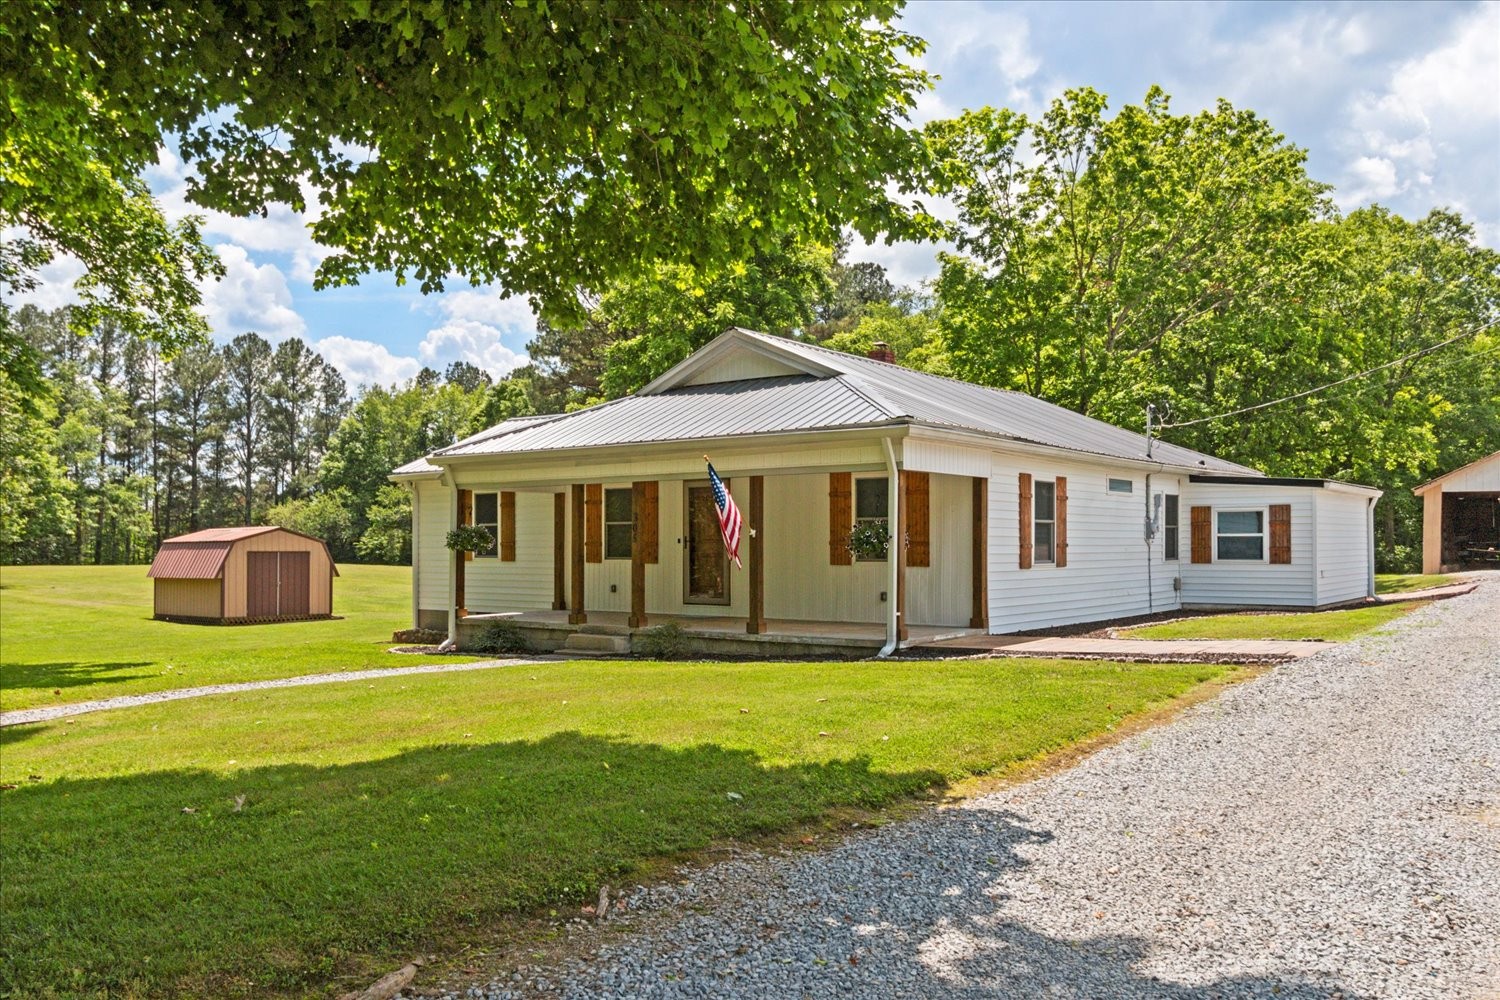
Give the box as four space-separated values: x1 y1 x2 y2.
392 628 447 644
1376 543 1419 574
470 621 531 655
635 622 688 660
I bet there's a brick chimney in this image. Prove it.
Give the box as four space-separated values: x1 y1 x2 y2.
867 341 895 364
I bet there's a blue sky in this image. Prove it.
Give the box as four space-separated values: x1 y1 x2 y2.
22 0 1500 389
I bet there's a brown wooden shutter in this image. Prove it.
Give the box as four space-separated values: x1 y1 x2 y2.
458 488 474 562
584 483 603 563
904 471 931 568
1269 503 1292 564
638 480 659 563
500 491 516 562
1018 473 1033 570
1190 505 1212 563
1055 476 1069 568
829 472 852 565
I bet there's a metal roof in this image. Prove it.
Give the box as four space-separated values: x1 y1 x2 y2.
147 541 233 579
419 328 1261 475
391 415 559 478
164 526 280 543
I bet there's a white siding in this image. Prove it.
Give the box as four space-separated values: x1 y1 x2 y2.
679 352 807 386
1178 484 1317 608
467 491 558 612
1316 490 1374 606
1427 452 1500 493
988 458 1183 632
903 438 991 477
415 480 451 615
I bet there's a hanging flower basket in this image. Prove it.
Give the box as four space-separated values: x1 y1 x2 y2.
847 520 891 560
445 525 494 554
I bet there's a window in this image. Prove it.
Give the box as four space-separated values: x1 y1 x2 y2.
1164 494 1179 560
473 492 499 558
854 477 889 561
1107 477 1134 494
1034 480 1056 563
1216 509 1265 560
604 487 633 559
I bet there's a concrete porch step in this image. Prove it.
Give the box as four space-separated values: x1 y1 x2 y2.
560 632 633 655
576 623 632 636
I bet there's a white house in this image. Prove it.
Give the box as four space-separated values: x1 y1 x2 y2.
392 328 1381 654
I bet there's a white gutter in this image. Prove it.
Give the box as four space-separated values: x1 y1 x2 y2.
879 435 901 658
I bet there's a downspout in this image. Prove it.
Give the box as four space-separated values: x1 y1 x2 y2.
1366 496 1377 599
1144 472 1154 615
878 435 901 657
440 471 459 652
409 483 420 630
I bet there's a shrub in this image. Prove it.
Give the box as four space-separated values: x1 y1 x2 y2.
635 622 688 660
470 621 531 655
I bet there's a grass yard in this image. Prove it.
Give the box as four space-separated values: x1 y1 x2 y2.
1375 572 1456 594
0 655 1232 998
1125 602 1419 641
0 564 473 711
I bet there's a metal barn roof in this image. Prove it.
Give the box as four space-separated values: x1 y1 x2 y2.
148 526 340 579
419 328 1261 476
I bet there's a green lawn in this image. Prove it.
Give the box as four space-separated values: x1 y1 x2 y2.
0 655 1231 998
1374 572 1455 594
1125 602 1418 641
0 564 473 711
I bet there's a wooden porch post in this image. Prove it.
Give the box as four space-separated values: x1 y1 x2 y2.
629 480 649 628
552 492 566 610
569 483 587 624
747 475 766 634
896 471 909 642
971 476 989 630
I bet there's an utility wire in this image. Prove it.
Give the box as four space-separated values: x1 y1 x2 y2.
1157 319 1497 429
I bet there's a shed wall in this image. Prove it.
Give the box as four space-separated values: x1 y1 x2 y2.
221 531 334 617
153 578 222 619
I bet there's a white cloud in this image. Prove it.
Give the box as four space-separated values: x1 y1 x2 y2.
313 335 421 389
413 289 537 377
1343 155 1402 203
200 244 305 340
6 249 85 310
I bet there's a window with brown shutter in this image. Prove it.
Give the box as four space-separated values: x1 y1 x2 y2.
1190 505 1212 563
584 483 603 563
829 472 852 565
635 480 659 563
1269 503 1292 564
458 488 474 562
500 491 516 562
1055 476 1069 568
1018 473 1033 569
904 471 930 567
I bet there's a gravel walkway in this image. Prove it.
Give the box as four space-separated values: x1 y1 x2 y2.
435 578 1499 1000
0 658 538 727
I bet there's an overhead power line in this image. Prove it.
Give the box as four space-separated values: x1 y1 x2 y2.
1157 319 1498 430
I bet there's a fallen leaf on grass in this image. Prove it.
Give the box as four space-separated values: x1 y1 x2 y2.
181 807 197 814
233 795 246 813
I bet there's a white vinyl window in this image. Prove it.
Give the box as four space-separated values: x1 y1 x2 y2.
853 476 890 562
473 492 499 558
1164 494 1179 561
1107 477 1134 494
604 487 633 559
1216 509 1265 561
1034 480 1056 564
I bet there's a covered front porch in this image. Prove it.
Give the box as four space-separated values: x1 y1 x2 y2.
415 435 993 656
458 610 982 657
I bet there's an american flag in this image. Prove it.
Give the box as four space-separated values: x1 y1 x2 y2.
706 461 743 569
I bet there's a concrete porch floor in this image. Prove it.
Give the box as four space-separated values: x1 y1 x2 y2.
460 609 981 655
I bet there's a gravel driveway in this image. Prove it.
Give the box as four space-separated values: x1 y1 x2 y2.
436 580 1499 1000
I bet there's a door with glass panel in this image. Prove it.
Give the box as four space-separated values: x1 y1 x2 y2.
684 482 729 604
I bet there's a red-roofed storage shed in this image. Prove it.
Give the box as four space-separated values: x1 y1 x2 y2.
147 526 338 623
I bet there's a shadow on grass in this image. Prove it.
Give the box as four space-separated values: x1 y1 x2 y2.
0 731 944 998
0 660 154 693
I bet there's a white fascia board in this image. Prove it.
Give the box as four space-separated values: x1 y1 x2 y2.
904 423 1251 476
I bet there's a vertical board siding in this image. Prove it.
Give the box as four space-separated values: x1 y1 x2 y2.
1190 506 1212 563
1316 491 1374 605
466 492 557 612
1055 476 1069 568
153 579 222 618
280 551 311 615
500 492 517 561
639 481 659 563
989 458 1182 632
416 481 450 617
1178 484 1317 607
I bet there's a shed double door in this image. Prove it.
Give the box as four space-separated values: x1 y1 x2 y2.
246 551 311 618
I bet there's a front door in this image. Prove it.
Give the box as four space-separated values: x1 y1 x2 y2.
684 483 730 605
